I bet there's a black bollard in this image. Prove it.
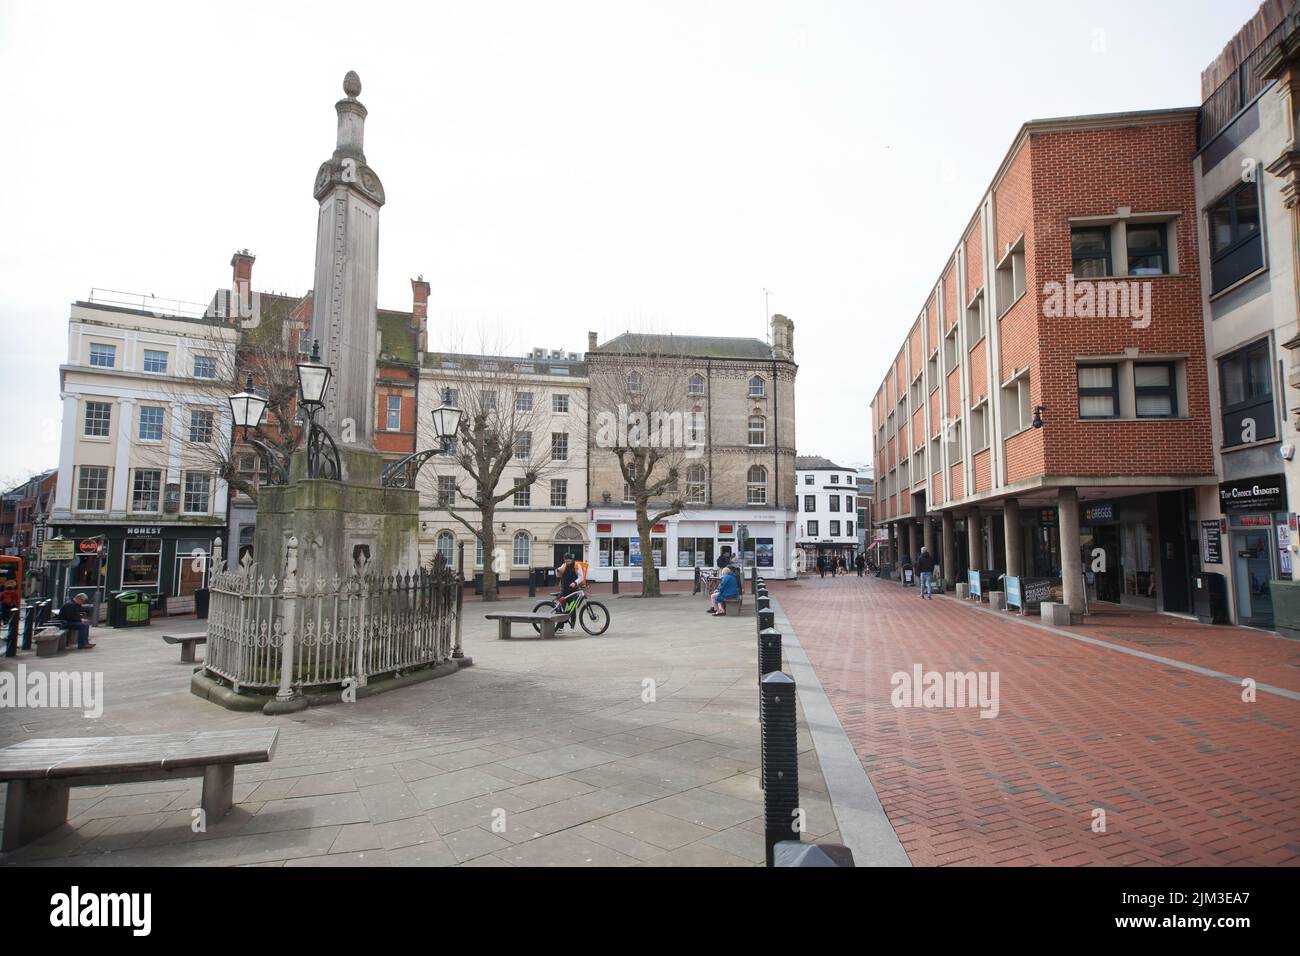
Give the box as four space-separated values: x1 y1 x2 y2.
5 608 18 657
612 569 619 595
528 569 536 598
22 602 36 650
757 607 774 635
761 672 800 866
692 566 700 595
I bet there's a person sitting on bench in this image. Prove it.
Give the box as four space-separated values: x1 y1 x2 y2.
56 593 94 649
708 565 740 617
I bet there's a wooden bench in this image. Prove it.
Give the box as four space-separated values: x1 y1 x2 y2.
163 632 207 663
0 728 279 851
484 611 568 640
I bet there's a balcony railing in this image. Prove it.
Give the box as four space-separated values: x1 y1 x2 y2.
1199 14 1296 149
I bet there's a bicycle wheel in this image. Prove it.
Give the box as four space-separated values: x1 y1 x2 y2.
532 601 558 634
579 600 610 636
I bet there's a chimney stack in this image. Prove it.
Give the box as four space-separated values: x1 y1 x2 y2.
588 331 598 353
230 250 255 321
771 314 794 361
411 276 430 352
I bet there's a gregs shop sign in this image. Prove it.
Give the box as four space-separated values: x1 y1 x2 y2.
1219 475 1287 514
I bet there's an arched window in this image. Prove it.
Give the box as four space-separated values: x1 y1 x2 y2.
748 375 766 398
688 373 705 395
686 465 706 504
747 415 766 446
512 531 530 567
746 465 768 504
436 531 455 565
626 370 643 394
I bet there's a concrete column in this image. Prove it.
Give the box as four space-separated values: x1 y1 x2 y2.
1003 498 1022 577
1059 487 1084 614
966 511 983 570
900 523 912 562
941 511 956 586
984 514 996 569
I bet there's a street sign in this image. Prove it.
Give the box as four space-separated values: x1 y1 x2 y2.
42 539 74 562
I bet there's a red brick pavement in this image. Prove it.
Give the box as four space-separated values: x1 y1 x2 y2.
769 575 1300 866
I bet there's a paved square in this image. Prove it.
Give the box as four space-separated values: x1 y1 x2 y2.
0 591 838 866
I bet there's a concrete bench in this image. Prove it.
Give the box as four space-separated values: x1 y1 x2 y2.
163 632 207 663
33 623 77 657
0 728 279 851
484 612 568 640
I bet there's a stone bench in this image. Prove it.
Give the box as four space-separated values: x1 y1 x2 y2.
33 623 77 658
0 728 279 851
484 612 568 640
162 633 207 663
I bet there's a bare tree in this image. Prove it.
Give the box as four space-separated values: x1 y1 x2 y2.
419 350 577 601
587 335 700 597
138 294 309 505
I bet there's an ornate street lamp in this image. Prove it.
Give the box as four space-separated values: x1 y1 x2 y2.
296 340 341 480
229 373 269 440
381 395 463 489
228 373 289 486
296 339 332 408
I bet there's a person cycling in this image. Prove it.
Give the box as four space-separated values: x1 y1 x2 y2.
554 553 584 630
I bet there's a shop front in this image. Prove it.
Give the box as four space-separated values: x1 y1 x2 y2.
1218 474 1288 629
587 509 792 581
50 522 225 613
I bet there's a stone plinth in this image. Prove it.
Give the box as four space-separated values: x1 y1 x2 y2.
253 449 417 582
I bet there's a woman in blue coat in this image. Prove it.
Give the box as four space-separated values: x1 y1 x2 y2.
709 566 740 616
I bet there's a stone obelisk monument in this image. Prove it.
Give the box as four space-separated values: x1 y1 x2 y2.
252 72 418 583
310 70 384 449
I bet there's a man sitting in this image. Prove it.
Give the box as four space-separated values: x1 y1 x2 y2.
56 593 95 649
708 565 740 616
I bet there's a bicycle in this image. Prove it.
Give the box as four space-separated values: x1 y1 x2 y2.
532 588 610 636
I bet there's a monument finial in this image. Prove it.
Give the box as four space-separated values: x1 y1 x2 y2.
343 71 361 99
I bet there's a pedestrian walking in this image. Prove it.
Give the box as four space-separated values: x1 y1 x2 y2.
817 555 826 578
916 547 936 600
855 554 865 577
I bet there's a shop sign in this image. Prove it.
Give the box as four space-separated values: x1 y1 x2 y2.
78 539 103 555
41 539 74 562
1219 475 1287 514
1200 520 1222 565
1081 502 1117 524
126 525 162 536
1280 524 1293 576
1038 508 1057 524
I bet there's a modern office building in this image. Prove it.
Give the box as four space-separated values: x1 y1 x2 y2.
872 108 1216 616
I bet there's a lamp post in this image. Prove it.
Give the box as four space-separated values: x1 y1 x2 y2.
228 373 289 486
379 398 463 489
296 340 341 480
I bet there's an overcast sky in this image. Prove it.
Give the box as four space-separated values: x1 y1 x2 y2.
0 0 1261 487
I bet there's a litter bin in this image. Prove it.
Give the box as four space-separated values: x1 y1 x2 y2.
112 591 152 628
194 588 211 620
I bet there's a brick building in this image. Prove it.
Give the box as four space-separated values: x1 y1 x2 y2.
872 109 1216 615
